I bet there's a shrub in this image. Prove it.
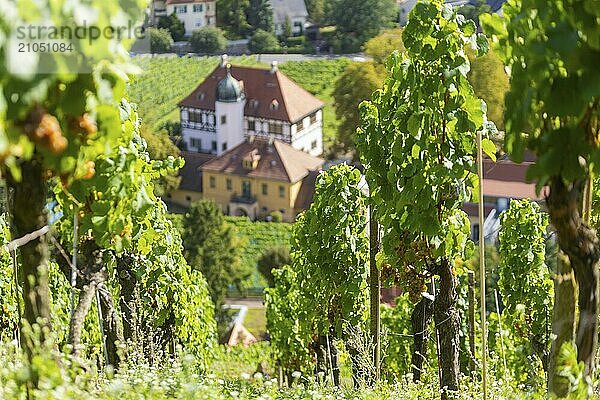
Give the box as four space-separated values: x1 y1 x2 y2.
248 29 280 53
190 27 227 54
257 246 291 287
268 210 283 222
148 27 173 54
158 12 185 41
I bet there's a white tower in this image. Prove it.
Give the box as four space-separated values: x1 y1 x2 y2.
214 65 246 155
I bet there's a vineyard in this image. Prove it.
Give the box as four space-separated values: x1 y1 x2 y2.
2 0 600 399
128 56 352 153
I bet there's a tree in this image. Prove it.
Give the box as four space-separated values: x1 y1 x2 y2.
247 0 274 33
357 1 495 396
248 29 280 53
148 27 173 53
305 0 326 25
181 200 249 318
217 0 251 38
332 62 382 159
329 0 397 52
158 12 185 41
482 0 600 385
257 246 291 287
281 16 292 44
190 27 227 54
363 28 405 66
468 49 508 130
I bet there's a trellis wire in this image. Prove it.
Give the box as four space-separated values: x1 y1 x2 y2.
69 209 78 317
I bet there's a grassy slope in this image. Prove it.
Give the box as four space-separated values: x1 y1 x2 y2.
128 56 353 154
243 307 267 340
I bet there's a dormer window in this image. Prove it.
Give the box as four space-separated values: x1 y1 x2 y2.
242 150 261 169
198 92 205 101
250 99 259 108
270 100 279 111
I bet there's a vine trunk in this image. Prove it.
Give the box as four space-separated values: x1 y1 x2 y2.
547 177 600 377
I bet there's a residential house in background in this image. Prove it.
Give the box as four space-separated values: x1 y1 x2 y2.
269 0 309 36
178 56 325 157
149 0 168 25
163 0 216 36
168 136 324 222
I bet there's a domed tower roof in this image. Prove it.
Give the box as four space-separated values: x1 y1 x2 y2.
216 66 245 103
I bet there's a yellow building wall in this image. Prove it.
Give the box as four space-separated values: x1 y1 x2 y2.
167 189 203 208
201 171 303 222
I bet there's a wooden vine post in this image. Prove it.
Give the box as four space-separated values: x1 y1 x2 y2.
369 205 381 382
467 270 476 373
477 130 488 400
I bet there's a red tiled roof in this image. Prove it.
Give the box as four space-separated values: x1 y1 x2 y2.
178 151 216 192
179 65 325 123
482 157 543 200
202 137 324 183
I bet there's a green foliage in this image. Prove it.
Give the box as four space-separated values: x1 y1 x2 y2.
182 200 248 313
0 216 16 341
332 62 383 159
190 28 228 54
0 0 145 182
148 28 174 54
224 216 291 289
216 0 252 39
481 1 600 186
498 199 552 367
257 246 291 287
456 0 491 24
357 0 494 300
265 265 313 373
304 0 328 25
363 28 405 66
139 124 181 196
293 164 369 334
282 16 293 42
248 30 280 53
247 0 275 33
329 0 397 52
379 294 414 379
158 12 186 41
468 49 508 130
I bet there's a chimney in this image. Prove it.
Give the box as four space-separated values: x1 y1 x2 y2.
270 60 278 74
220 54 228 68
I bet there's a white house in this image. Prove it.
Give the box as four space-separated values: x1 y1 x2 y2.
178 56 325 157
165 0 216 36
269 0 309 36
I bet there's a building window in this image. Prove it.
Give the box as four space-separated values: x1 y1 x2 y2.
189 110 202 123
310 113 317 125
242 181 252 198
207 16 212 24
209 176 216 189
190 137 202 149
279 185 285 198
269 122 283 135
226 178 232 191
279 208 286 215
222 142 227 151
211 141 217 152
270 100 279 110
193 4 203 12
262 183 268 195
296 121 304 133
248 120 255 131
311 140 317 150
220 115 227 124
174 5 187 13
195 21 203 27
